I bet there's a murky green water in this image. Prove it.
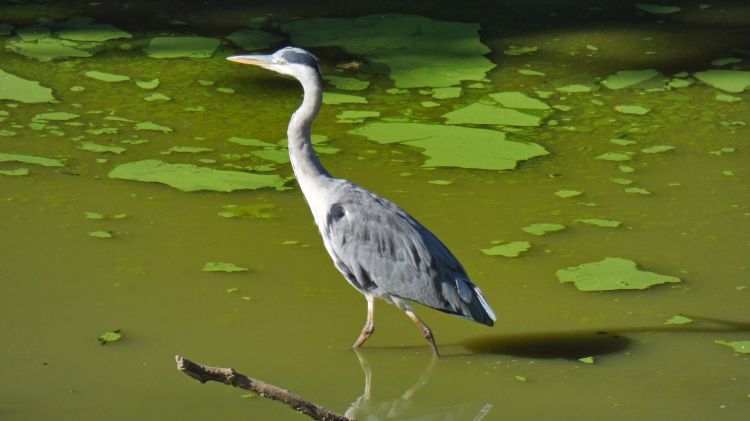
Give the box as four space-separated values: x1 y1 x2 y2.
1 1 749 419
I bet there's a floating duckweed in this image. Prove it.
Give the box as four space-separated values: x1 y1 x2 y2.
596 152 632 161
665 315 693 325
421 101 440 108
602 69 660 89
227 137 275 147
84 70 130 82
624 187 651 195
202 262 249 272
0 69 55 103
336 110 380 123
714 340 750 354
108 159 287 192
144 36 220 58
88 230 113 238
481 241 531 257
56 24 132 42
164 146 213 154
610 138 637 146
144 92 171 102
431 87 462 99
349 122 549 170
504 45 539 56
523 223 566 236
693 70 750 93
611 178 633 185
32 112 79 121
218 203 276 219
490 91 550 110
135 121 172 132
443 103 541 126
217 87 235 94
0 152 63 167
283 14 495 88
325 76 370 91
578 356 595 364
322 92 368 105
614 105 651 115
576 218 621 228
641 145 675 154
252 149 289 164
0 167 29 176
78 142 127 154
715 93 741 103
136 79 160 89
518 69 545 76
557 257 681 291
554 190 582 198
84 211 105 219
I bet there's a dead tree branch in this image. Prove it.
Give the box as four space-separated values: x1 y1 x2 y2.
175 355 353 421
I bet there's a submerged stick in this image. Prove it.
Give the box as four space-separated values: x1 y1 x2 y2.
175 355 352 421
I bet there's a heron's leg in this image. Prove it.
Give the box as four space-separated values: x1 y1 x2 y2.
353 294 375 349
404 310 440 357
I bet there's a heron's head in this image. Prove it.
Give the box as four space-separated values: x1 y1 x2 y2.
227 47 321 82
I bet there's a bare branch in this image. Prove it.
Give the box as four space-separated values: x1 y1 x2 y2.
175 355 353 421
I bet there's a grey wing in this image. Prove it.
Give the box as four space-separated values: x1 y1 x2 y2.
323 184 495 326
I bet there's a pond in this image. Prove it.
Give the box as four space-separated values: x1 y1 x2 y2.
1 1 748 419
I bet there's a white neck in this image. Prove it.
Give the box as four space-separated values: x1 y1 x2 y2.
287 70 333 225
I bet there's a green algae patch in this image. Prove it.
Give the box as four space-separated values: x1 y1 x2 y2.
504 45 539 56
0 153 63 167
108 159 287 192
481 241 531 257
282 14 495 88
665 315 693 325
252 149 289 164
164 146 212 154
693 70 750 93
144 93 171 102
0 168 29 176
97 329 122 344
490 92 550 110
602 69 661 89
625 187 651 195
554 190 582 198
144 36 220 59
135 121 172 132
610 138 637 146
614 105 650 115
6 37 99 61
0 69 55 103
56 24 131 42
641 145 675 154
78 142 126 154
431 87 462 99
84 70 129 82
596 152 632 162
350 122 549 170
226 28 282 51
33 112 79 121
322 92 368 105
88 230 113 239
576 218 621 228
336 110 380 123
714 340 750 354
557 257 681 291
325 76 370 91
523 223 566 236
136 79 160 90
228 137 275 147
443 103 541 126
636 4 681 14
578 356 595 364
202 262 249 273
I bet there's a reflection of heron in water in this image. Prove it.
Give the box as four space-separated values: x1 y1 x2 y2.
345 351 493 421
228 47 495 356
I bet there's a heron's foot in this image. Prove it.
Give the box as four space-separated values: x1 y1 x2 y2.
353 322 375 349
420 325 440 357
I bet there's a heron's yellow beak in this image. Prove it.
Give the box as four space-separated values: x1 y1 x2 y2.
226 55 274 68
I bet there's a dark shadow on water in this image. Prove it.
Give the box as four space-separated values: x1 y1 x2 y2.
465 330 630 360
462 315 750 359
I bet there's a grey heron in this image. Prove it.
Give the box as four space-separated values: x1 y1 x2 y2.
228 47 495 356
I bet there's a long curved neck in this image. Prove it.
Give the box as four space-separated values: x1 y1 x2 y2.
287 72 331 185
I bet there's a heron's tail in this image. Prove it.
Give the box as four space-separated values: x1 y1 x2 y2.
465 284 496 326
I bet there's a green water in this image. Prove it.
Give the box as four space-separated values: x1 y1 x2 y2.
1 1 749 419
